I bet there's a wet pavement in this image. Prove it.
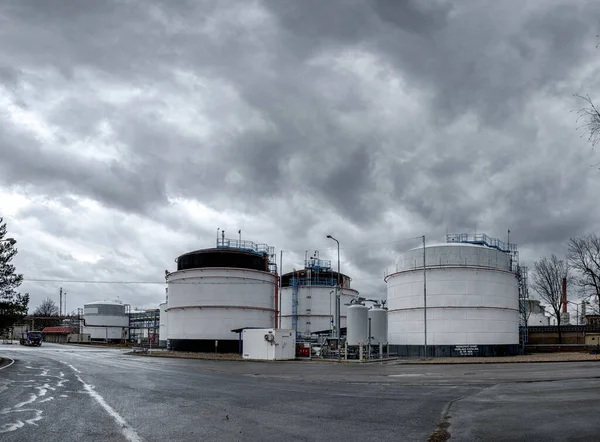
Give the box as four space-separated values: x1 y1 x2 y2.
1 343 599 441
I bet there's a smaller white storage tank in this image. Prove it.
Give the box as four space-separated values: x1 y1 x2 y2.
346 303 369 346
242 329 296 360
159 302 168 348
83 301 129 342
368 305 387 345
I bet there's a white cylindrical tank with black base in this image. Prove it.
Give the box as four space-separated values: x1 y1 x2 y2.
346 303 369 346
386 240 520 357
167 241 277 353
368 304 388 345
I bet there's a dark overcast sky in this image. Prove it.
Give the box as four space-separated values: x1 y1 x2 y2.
1 0 599 315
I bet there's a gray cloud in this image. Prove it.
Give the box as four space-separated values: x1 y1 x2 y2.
0 0 599 311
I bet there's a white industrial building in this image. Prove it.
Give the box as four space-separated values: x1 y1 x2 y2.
386 234 521 357
242 328 296 360
83 300 129 342
525 299 551 326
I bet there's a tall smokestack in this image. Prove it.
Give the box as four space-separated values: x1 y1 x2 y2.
562 277 567 313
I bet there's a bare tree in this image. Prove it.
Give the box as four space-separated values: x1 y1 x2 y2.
568 234 600 315
531 254 569 344
33 297 59 317
574 37 600 166
575 94 600 148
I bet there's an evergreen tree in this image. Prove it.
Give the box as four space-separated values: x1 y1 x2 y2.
0 217 29 334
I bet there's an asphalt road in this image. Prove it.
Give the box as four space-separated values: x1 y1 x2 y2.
1 344 599 441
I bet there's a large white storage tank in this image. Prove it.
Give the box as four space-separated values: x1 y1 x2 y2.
159 301 168 348
280 257 359 336
346 303 369 346
166 236 278 353
386 234 520 357
83 301 129 342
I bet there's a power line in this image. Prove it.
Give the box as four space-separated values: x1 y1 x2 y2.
307 236 423 254
24 277 387 285
23 278 273 285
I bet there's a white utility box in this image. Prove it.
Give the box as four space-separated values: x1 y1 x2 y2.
242 329 296 360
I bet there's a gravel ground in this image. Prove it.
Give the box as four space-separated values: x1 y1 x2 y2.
405 352 600 364
130 350 600 364
131 350 244 360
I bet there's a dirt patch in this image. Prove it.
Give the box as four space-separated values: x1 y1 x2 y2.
428 421 450 442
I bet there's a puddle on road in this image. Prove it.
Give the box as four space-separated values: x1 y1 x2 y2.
0 364 72 435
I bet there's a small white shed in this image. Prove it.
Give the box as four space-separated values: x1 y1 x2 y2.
242 329 296 360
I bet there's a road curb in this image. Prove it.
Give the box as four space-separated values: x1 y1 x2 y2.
0 356 15 371
403 358 600 365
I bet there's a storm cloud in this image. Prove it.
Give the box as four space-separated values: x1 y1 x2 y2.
0 0 599 313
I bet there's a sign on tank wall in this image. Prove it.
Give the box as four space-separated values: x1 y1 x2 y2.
454 345 479 356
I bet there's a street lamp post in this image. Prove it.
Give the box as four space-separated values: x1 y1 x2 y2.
566 300 584 344
326 235 341 341
566 300 582 325
422 235 427 358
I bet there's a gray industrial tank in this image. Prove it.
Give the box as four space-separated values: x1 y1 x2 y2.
368 304 388 345
346 303 369 346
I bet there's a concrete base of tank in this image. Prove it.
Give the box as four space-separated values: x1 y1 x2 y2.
389 344 521 357
168 339 240 353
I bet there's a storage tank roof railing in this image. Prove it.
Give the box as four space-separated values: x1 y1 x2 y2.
305 257 332 271
216 237 277 273
446 233 517 254
216 237 274 256
290 276 337 287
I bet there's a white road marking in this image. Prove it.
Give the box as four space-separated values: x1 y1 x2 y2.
388 374 424 377
0 357 15 371
38 397 54 403
74 374 144 442
14 394 37 409
24 409 43 425
67 364 80 373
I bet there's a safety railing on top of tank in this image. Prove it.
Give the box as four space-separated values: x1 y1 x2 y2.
305 258 332 271
446 233 517 253
289 277 338 287
216 238 274 256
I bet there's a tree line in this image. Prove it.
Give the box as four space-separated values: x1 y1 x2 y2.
531 234 600 342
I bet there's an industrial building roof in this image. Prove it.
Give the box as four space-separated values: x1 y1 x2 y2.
42 326 73 334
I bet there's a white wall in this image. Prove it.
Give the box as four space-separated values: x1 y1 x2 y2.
387 265 519 346
167 268 276 341
527 312 550 326
159 302 168 346
83 325 127 340
280 286 359 335
242 329 296 360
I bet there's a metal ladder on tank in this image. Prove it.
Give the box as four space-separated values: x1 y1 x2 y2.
291 276 299 338
518 266 529 352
